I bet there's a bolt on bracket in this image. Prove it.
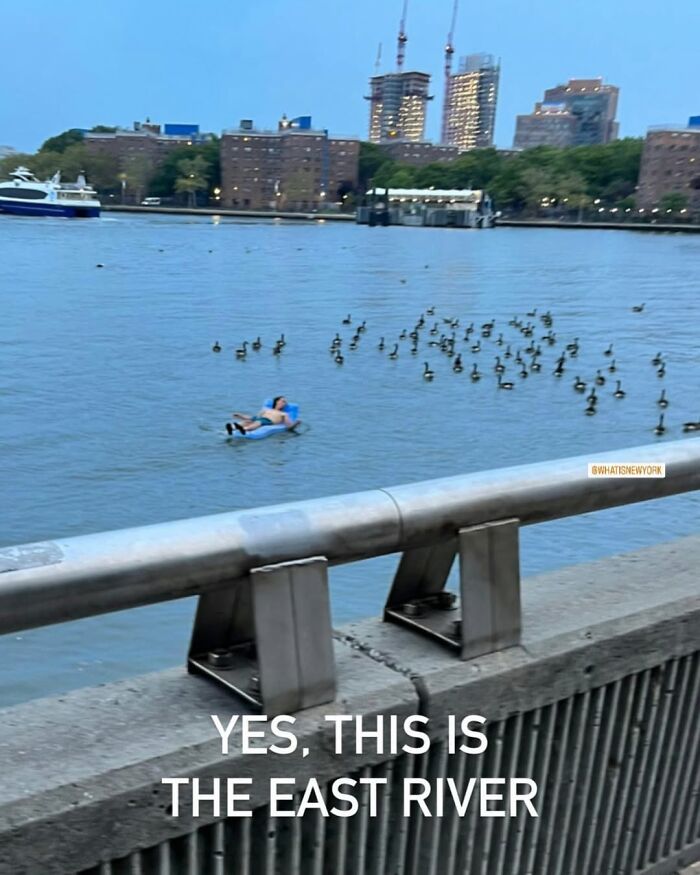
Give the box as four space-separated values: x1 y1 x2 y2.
384 518 521 659
188 556 335 715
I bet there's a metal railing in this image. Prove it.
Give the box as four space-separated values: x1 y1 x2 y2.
1 439 699 712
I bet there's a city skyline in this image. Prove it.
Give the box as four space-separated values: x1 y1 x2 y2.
1 0 699 153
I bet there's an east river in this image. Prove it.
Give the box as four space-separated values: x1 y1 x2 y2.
1 213 699 703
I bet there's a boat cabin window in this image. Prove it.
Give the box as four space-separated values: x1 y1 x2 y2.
58 190 94 200
0 187 47 199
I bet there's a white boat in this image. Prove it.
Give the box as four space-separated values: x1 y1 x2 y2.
0 167 101 218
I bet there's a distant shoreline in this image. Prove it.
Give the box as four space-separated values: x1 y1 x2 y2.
102 205 700 234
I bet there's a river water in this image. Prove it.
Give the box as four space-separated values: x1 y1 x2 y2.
1 214 699 704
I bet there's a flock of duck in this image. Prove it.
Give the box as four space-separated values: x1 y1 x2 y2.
212 334 286 358
212 304 699 437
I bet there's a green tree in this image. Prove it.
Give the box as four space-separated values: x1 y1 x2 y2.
174 155 210 207
414 163 453 189
600 177 636 204
358 142 394 190
489 164 529 211
29 143 119 191
39 128 84 154
149 140 219 200
355 138 644 213
385 167 416 188
0 152 34 176
520 167 555 211
25 150 65 179
121 154 155 203
444 148 502 190
658 192 689 213
81 150 120 191
553 171 588 206
282 170 314 209
371 161 397 188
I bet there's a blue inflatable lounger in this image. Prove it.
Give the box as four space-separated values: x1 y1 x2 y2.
230 399 300 440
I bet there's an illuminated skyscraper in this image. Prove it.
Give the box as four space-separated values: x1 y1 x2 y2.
442 54 500 151
367 71 432 143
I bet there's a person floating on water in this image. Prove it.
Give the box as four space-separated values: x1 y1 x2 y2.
226 396 293 435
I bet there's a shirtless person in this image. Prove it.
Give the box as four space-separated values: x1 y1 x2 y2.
226 396 293 435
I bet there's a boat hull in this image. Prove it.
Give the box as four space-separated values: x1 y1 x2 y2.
0 200 100 218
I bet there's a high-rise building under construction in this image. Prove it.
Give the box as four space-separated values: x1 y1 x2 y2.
442 53 500 151
367 71 432 143
366 1 432 143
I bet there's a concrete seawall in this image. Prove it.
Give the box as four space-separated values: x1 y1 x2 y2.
496 217 700 233
102 205 355 222
0 535 698 874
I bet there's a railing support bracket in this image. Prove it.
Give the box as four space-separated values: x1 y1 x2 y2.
188 556 335 714
384 518 521 659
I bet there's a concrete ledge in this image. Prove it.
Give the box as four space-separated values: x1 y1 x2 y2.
343 534 700 732
102 205 355 221
0 642 417 875
646 841 700 875
496 218 700 233
0 536 698 873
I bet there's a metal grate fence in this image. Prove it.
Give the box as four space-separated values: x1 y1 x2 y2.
80 650 700 875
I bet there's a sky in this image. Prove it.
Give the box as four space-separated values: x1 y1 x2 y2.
2 0 700 153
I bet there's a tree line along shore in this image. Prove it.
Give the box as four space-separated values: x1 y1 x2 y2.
2 129 691 218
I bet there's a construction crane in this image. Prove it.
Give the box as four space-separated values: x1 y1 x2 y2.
396 0 408 72
441 0 460 144
374 42 382 75
364 43 384 142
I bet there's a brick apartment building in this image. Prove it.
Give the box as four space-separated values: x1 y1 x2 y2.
84 121 210 201
637 119 700 210
220 116 359 211
379 140 459 166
